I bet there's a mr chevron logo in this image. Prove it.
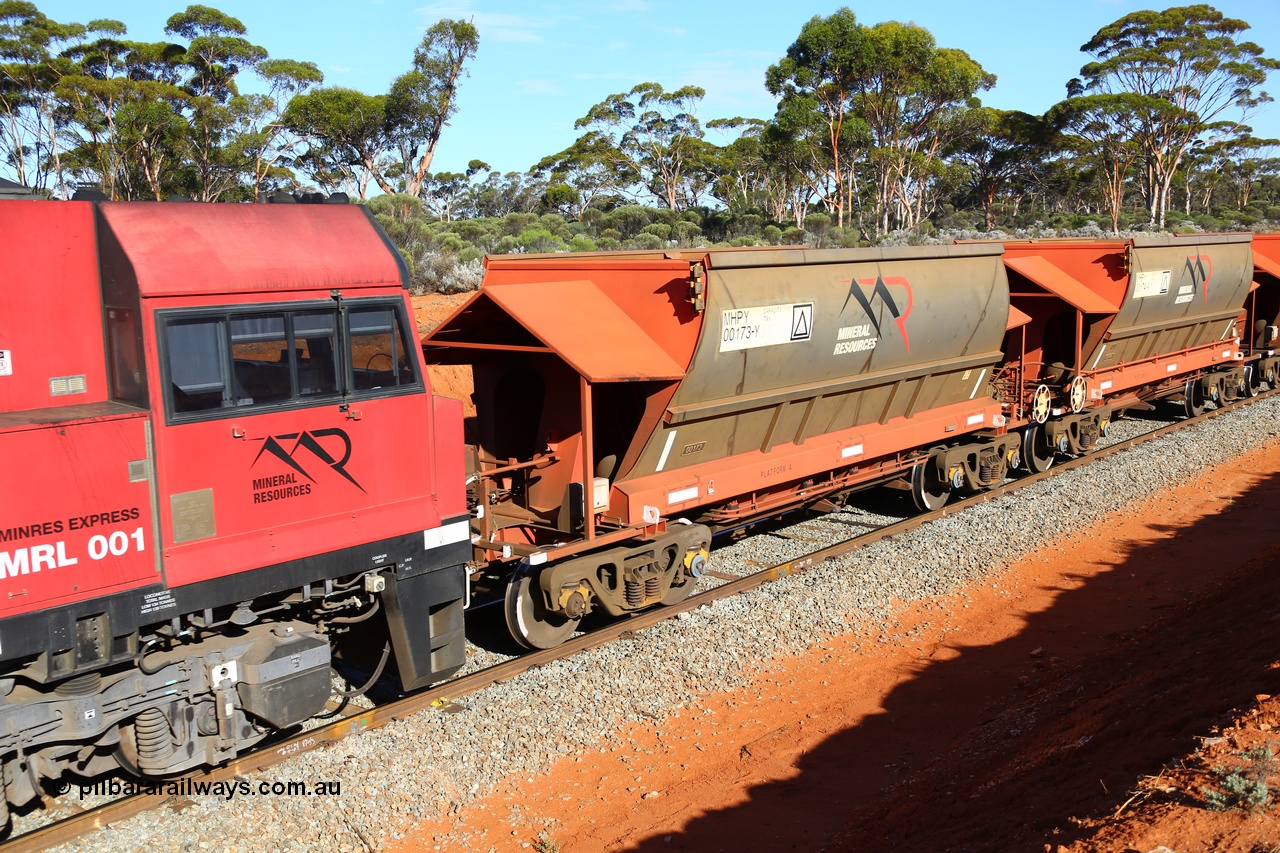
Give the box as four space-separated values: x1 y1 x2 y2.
1181 254 1213 304
250 428 364 504
839 275 915 353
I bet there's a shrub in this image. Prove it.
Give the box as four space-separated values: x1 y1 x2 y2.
672 220 703 246
439 257 485 293
631 232 664 250
1204 745 1278 811
516 228 564 254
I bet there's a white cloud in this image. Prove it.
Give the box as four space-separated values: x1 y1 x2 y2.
652 24 688 38
328 65 352 73
517 79 564 96
415 1 552 42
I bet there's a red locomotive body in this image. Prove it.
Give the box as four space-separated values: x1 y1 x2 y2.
0 199 468 821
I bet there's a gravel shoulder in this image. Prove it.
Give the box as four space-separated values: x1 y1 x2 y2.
45 396 1280 853
394 412 1280 853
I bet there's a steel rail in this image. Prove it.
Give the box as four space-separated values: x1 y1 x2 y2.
5 390 1272 853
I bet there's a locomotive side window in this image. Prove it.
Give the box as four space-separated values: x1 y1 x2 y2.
230 315 291 405
162 300 418 422
295 312 340 397
107 306 148 406
168 317 229 412
348 306 417 393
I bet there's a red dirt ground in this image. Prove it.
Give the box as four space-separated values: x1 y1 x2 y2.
388 435 1280 853
413 293 475 418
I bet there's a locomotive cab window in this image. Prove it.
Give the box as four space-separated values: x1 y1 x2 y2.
161 300 418 421
348 305 417 393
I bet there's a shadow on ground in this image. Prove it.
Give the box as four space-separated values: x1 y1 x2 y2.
621 468 1280 853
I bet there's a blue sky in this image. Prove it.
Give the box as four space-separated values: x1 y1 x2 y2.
31 0 1280 176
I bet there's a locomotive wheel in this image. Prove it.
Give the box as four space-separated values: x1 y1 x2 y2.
1020 425 1055 474
1183 379 1206 418
910 458 952 512
504 566 581 650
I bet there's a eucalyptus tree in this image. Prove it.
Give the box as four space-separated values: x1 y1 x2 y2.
706 116 812 227
572 82 711 210
283 86 392 198
764 8 863 230
238 57 324 200
385 18 478 198
164 5 266 200
56 27 191 200
953 109 1049 230
1069 5 1279 228
0 1 87 193
533 132 636 216
767 9 993 235
1049 95 1145 234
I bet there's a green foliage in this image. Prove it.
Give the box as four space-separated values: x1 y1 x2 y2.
571 81 712 210
1069 5 1280 228
1204 745 1278 811
516 227 564 253
386 18 478 197
641 222 671 241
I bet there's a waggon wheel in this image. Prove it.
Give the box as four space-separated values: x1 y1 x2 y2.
662 575 696 605
1030 384 1052 424
661 544 703 605
504 564 580 650
1020 425 1056 474
910 457 952 512
1242 365 1260 398
1183 379 1206 418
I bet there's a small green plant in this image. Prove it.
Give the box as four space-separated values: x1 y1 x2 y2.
533 831 561 853
1203 744 1278 811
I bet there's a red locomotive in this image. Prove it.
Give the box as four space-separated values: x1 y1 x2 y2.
0 194 1272 826
0 199 468 824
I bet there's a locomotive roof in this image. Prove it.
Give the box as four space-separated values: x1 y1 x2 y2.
96 201 408 297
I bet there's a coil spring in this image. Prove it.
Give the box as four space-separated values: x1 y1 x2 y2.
134 707 175 773
644 576 660 600
55 672 102 697
624 580 643 607
979 454 1003 486
1079 423 1099 450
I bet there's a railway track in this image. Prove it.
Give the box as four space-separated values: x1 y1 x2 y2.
5 392 1271 853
